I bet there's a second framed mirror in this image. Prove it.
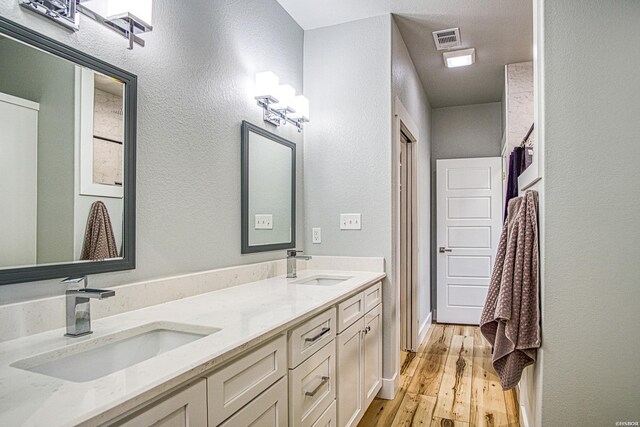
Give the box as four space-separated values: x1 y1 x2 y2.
241 121 296 254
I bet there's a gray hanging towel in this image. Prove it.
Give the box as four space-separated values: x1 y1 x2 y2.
480 190 540 390
81 201 118 261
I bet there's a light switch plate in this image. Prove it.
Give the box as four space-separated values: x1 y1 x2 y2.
340 213 362 230
312 228 321 243
255 214 273 229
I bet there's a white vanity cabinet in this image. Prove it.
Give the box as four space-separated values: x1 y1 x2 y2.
336 282 382 427
103 281 382 427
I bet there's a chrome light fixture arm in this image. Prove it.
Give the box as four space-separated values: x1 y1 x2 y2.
256 97 309 132
19 0 153 49
19 0 80 31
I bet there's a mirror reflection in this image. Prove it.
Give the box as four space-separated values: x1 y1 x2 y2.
0 33 125 269
241 121 295 253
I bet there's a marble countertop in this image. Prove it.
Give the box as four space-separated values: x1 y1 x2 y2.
0 269 385 427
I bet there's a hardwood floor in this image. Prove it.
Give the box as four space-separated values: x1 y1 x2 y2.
358 324 520 427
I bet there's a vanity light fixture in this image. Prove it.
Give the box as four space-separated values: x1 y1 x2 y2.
443 48 476 68
19 0 80 30
19 0 153 49
77 0 153 49
254 72 310 132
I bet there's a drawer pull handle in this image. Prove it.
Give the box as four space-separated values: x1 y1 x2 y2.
305 327 331 343
305 376 330 397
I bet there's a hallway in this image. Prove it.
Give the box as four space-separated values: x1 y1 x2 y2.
359 324 520 427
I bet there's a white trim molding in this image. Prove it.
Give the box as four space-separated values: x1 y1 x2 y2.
418 312 432 346
378 372 399 400
519 0 545 192
0 92 40 111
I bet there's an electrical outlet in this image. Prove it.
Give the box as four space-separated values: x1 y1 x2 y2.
312 228 321 243
254 214 273 229
340 213 362 230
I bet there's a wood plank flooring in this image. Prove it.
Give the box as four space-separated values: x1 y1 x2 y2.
358 324 520 427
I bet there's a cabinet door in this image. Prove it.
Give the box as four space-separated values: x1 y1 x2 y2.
219 377 288 427
363 304 382 407
336 318 364 427
114 380 207 427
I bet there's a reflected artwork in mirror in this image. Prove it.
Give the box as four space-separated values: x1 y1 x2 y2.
241 121 295 253
0 17 136 285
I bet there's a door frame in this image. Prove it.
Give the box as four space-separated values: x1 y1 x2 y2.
392 97 420 358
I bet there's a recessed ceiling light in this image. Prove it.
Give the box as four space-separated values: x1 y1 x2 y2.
443 48 476 68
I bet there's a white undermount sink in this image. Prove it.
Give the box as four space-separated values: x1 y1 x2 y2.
293 275 353 286
11 322 220 382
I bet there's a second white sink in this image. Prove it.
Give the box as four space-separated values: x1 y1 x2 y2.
293 275 353 286
12 322 220 382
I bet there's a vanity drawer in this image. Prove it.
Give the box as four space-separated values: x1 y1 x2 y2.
207 335 286 426
311 400 337 427
289 340 336 427
218 376 288 427
337 291 365 333
364 282 382 313
289 307 336 368
112 379 207 427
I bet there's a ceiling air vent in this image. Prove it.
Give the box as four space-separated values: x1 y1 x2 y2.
432 28 461 50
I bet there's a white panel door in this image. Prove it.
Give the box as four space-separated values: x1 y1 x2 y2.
436 158 502 325
0 93 39 268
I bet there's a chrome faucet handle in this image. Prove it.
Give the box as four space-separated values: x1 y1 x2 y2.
62 275 89 288
66 288 116 299
287 249 304 257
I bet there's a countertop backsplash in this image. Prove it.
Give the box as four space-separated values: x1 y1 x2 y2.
0 256 384 342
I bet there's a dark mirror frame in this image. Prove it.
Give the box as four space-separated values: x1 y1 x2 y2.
241 121 295 254
0 16 136 285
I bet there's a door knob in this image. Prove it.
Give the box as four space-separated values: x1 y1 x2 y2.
439 247 452 253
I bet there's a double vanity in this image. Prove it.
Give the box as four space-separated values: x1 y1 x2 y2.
0 14 386 427
0 268 384 426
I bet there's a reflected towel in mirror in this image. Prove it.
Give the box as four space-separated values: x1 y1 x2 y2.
81 201 118 261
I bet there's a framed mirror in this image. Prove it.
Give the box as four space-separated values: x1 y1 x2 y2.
241 121 295 253
0 17 136 285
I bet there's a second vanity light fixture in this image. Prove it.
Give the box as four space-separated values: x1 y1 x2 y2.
255 72 310 132
19 0 153 49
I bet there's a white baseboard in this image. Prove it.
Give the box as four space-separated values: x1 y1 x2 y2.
378 373 399 400
418 312 432 345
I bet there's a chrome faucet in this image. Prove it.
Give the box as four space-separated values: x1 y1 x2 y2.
63 276 115 337
287 250 312 278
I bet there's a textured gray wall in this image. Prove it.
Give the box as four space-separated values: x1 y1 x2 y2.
0 38 75 264
0 0 304 303
391 18 432 336
541 0 640 423
303 16 393 376
429 102 502 315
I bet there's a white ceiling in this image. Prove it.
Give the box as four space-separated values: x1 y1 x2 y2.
275 0 391 30
276 0 533 108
